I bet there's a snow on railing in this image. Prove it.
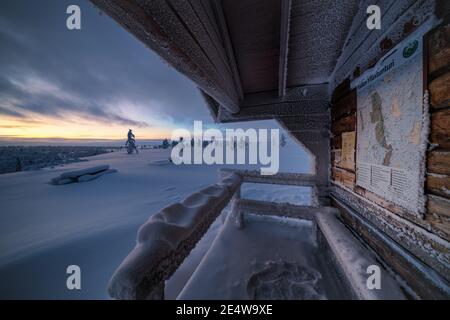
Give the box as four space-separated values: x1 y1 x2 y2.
220 168 327 206
108 171 241 299
220 168 318 186
108 169 324 299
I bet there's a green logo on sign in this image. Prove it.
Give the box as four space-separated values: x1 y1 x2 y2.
403 40 418 58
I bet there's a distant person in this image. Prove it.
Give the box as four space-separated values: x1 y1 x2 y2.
126 129 139 154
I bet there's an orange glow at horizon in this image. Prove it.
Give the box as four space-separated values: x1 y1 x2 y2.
0 115 174 140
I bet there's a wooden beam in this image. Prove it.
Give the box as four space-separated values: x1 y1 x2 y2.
278 0 292 98
428 150 450 175
332 196 450 299
217 100 329 123
331 184 450 283
242 84 329 107
426 173 450 199
429 72 450 109
212 0 244 100
199 89 219 121
216 84 330 123
430 108 450 149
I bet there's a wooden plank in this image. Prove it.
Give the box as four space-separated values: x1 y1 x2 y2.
331 114 356 135
218 99 329 123
278 0 292 98
331 89 357 121
354 186 410 217
331 166 341 182
429 72 450 108
341 170 355 188
426 173 450 199
200 89 219 120
430 108 450 149
212 0 244 100
220 168 319 187
428 150 450 175
355 186 450 239
280 114 329 131
168 0 237 99
331 185 450 282
332 167 355 189
426 213 450 239
332 196 450 299
428 194 450 218
220 0 281 93
427 24 450 75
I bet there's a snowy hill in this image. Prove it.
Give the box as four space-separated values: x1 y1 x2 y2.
0 141 310 299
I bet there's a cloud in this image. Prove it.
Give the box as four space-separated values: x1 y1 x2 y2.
0 106 26 118
0 0 211 134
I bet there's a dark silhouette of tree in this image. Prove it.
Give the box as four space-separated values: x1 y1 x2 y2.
15 157 22 172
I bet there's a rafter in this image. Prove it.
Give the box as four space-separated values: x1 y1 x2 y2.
278 0 292 98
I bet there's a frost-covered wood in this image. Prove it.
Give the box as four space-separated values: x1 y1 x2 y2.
220 168 319 187
430 108 450 148
332 195 450 299
429 73 450 108
427 23 450 75
330 0 436 90
426 172 450 199
237 198 335 221
217 99 329 123
427 150 450 175
278 0 292 98
331 184 450 283
315 209 406 300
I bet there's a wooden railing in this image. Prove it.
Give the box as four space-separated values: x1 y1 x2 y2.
108 169 326 299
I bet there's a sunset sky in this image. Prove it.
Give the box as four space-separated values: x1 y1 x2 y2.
0 0 219 140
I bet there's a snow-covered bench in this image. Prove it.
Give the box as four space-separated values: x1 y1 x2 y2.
51 165 116 185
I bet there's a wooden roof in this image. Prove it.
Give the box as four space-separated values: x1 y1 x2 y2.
90 0 358 120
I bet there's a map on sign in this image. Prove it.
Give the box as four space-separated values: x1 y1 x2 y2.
353 24 430 216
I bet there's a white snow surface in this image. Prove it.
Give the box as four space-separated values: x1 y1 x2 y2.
178 214 347 300
0 138 311 299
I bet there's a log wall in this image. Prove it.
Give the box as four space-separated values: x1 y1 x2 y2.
329 17 450 297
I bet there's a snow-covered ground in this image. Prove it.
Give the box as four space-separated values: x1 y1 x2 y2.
0 136 311 299
178 214 347 300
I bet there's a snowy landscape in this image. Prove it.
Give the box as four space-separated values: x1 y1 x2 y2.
0 146 111 174
0 133 311 299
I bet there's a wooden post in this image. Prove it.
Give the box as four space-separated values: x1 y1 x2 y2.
231 187 244 229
